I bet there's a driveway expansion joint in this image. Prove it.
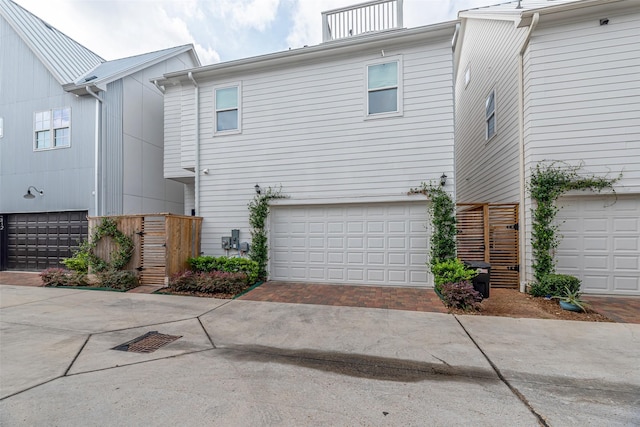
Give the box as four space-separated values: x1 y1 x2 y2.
454 315 550 427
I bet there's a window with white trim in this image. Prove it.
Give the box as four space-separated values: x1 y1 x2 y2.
34 107 70 149
0 117 3 138
214 84 241 133
366 59 402 117
485 90 496 140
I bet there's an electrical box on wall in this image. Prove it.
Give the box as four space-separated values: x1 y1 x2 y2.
239 242 250 252
221 236 231 250
231 229 240 249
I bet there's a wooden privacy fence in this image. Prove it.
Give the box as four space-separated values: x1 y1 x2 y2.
456 204 519 288
88 214 202 286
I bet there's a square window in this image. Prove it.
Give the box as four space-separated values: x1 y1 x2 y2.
214 85 241 133
34 107 71 150
485 90 496 140
366 59 402 117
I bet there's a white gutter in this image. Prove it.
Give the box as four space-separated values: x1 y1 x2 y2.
85 86 104 216
517 12 539 292
187 72 200 215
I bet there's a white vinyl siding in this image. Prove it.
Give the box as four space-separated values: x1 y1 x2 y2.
523 9 640 194
173 35 455 256
455 18 526 204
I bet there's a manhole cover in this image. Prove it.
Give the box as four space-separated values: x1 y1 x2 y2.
112 331 182 353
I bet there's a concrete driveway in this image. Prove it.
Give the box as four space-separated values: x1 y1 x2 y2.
1 285 638 426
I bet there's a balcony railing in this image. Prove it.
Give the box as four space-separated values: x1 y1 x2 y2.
322 0 404 42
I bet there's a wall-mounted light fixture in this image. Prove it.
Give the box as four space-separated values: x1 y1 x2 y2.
440 173 447 187
254 184 261 195
24 186 44 199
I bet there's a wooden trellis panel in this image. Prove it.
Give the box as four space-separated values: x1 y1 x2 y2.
456 204 519 288
89 214 202 286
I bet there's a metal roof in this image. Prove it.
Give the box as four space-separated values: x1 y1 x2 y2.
71 45 197 90
0 0 104 84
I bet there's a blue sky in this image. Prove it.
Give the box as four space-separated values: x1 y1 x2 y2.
14 0 502 65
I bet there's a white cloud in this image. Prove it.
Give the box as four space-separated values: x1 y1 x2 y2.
14 0 221 64
207 0 282 31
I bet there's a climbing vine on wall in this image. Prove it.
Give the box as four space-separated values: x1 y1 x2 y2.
248 186 287 279
86 217 134 272
528 161 620 283
409 182 457 271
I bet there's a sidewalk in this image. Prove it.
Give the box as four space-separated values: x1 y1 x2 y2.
1 285 639 426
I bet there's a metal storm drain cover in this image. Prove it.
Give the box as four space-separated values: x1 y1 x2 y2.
112 331 182 353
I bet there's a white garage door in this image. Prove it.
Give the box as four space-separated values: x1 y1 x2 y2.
556 195 640 295
270 202 430 287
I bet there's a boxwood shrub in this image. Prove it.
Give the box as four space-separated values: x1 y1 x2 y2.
187 256 259 284
169 270 248 295
528 274 581 298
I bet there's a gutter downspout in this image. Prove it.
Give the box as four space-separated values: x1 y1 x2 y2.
187 72 200 215
86 86 104 216
518 12 539 292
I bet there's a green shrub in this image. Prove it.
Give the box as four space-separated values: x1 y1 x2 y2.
188 256 259 284
431 259 477 292
169 270 248 295
61 240 91 273
441 281 483 311
528 274 581 298
96 270 138 291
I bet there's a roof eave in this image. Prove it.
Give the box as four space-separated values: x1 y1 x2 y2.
65 45 198 94
158 20 459 85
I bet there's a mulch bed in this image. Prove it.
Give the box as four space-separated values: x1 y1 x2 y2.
453 288 613 322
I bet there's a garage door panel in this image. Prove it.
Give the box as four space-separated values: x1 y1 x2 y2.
347 252 364 264
367 270 384 281
615 256 638 270
614 237 637 251
615 276 639 291
557 196 639 295
614 218 637 232
367 222 384 233
270 202 430 287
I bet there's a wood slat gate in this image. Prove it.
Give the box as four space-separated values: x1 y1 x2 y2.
88 214 201 286
457 204 519 288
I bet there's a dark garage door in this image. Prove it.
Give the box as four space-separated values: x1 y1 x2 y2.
1 211 88 271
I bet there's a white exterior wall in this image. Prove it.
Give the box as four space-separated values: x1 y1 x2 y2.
455 18 526 204
523 9 640 192
121 51 197 214
173 35 455 255
521 7 640 285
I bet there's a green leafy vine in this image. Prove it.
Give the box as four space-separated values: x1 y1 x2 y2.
86 217 134 272
409 182 457 271
248 186 287 279
528 161 620 283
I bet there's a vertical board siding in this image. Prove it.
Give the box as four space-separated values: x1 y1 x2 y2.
455 18 526 204
103 80 124 215
169 36 456 255
0 15 96 215
524 10 640 193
